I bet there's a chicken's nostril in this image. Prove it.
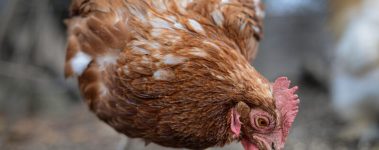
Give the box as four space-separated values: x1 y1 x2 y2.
271 142 276 150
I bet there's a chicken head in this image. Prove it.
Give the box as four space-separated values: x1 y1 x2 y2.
231 77 299 150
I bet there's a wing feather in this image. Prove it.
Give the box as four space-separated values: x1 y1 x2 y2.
184 0 265 61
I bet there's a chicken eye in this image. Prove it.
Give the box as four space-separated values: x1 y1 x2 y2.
250 109 275 131
255 117 270 128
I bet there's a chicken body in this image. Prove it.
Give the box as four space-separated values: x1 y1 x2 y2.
64 0 299 149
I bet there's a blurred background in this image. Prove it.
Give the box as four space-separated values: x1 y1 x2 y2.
0 0 378 149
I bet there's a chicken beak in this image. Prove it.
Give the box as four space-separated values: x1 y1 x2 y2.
241 139 259 150
242 137 283 150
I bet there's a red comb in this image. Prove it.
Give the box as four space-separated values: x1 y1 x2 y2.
273 77 300 142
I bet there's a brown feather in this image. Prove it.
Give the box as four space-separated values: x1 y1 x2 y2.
65 0 272 149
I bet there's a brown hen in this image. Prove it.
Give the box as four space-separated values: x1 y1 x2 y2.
64 0 299 150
